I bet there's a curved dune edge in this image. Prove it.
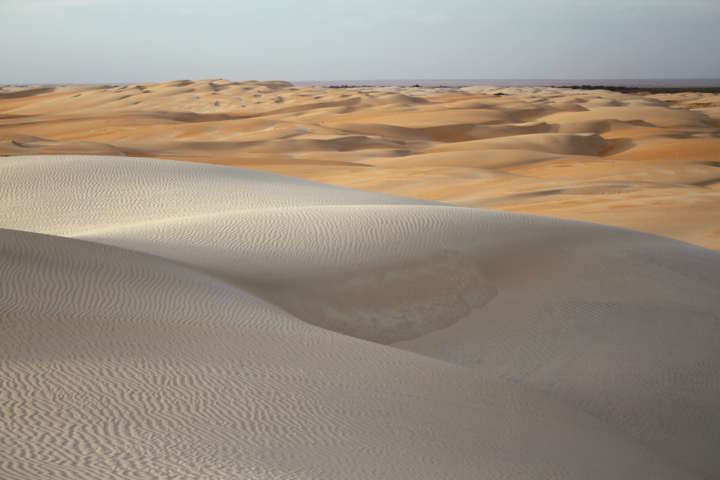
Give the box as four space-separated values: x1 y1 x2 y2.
0 228 692 480
3 82 719 251
1 155 720 478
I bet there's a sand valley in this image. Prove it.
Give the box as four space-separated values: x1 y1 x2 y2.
2 82 720 479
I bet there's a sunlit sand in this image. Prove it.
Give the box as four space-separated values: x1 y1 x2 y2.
1 152 720 478
2 80 719 249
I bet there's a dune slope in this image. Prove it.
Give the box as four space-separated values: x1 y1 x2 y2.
2 82 719 250
1 155 720 478
2 228 698 480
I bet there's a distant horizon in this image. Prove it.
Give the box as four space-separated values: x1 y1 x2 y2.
295 78 720 88
5 78 720 89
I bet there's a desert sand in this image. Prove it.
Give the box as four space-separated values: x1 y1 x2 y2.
1 80 720 250
2 154 720 478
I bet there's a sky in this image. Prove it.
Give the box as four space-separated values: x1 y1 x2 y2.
1 0 719 84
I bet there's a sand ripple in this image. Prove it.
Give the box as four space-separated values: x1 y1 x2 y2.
1 155 719 478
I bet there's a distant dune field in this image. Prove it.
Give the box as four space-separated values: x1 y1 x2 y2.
2 155 720 479
1 80 719 250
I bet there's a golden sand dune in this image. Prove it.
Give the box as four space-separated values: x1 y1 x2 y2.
2 155 720 478
1 80 719 249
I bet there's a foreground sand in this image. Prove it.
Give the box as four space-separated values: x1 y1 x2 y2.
1 80 720 250
2 155 720 479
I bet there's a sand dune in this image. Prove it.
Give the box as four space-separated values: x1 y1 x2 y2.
427 132 614 155
2 155 720 478
1 81 719 249
1 227 697 480
540 105 712 128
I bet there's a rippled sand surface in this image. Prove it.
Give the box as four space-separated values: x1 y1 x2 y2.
1 80 719 249
1 155 720 479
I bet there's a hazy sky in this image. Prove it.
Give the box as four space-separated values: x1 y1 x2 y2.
1 0 719 83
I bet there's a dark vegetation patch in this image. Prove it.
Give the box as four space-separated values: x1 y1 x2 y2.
557 85 720 94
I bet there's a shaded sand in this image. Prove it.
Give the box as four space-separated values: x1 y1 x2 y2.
2 155 720 478
1 81 719 249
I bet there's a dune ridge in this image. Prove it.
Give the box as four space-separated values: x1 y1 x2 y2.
2 227 698 480
1 81 719 250
1 155 720 478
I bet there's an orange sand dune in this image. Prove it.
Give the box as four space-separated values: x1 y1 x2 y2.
2 80 719 249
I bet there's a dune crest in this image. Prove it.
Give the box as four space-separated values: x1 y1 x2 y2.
2 227 700 480
1 155 720 478
2 82 719 250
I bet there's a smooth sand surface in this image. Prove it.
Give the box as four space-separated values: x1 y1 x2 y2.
2 154 720 479
1 80 720 250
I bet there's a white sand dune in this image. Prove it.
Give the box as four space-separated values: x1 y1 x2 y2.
3 82 720 250
2 155 720 479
